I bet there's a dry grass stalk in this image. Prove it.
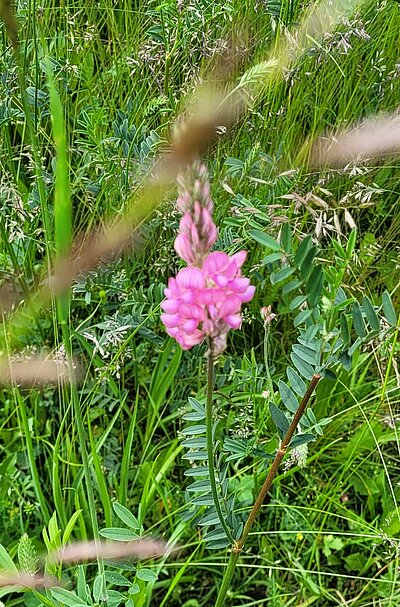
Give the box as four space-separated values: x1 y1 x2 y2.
0 0 18 52
314 114 400 166
0 356 75 386
0 571 54 589
49 538 169 565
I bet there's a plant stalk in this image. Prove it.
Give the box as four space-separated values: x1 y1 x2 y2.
214 373 321 607
206 339 235 544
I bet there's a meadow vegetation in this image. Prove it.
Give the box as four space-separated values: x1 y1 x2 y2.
0 0 400 605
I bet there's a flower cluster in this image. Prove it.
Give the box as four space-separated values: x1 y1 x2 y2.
161 163 255 354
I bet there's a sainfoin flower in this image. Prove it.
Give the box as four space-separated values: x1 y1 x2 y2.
161 251 255 352
161 162 255 354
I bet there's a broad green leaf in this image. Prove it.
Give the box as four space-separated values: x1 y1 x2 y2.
184 465 209 477
204 528 228 541
307 266 324 307
280 222 292 253
289 295 307 310
293 344 319 366
332 239 347 261
294 308 313 326
346 228 357 258
289 434 316 448
181 424 206 436
182 451 208 461
291 352 314 380
93 574 106 603
294 235 312 266
181 437 207 448
113 503 140 530
286 367 306 396
352 302 366 338
99 527 139 541
0 545 17 573
107 590 126 607
249 229 281 250
223 438 248 453
77 566 89 603
206 539 231 550
199 512 220 526
382 291 397 327
188 397 205 414
283 279 303 294
192 495 215 506
51 588 88 607
271 266 295 285
278 380 298 413
339 350 352 371
340 313 350 346
182 411 206 421
299 247 317 279
362 296 380 332
234 522 244 540
105 571 131 586
269 402 289 437
136 568 158 582
262 252 282 265
187 480 212 492
62 510 83 545
321 369 337 380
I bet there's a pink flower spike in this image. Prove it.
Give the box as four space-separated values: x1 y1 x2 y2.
161 162 255 354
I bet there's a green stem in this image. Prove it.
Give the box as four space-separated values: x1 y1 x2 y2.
206 339 235 544
214 373 321 607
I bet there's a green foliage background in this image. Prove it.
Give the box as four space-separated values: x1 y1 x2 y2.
0 0 400 605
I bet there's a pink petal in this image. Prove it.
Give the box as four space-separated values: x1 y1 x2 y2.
230 277 250 292
174 234 195 264
240 285 256 303
202 252 229 276
230 250 247 268
161 313 180 328
219 297 240 317
182 319 199 333
208 304 218 319
225 314 242 329
176 267 205 290
181 291 194 304
165 277 179 298
180 303 205 320
198 288 225 305
181 330 205 347
179 213 192 233
215 275 228 288
166 327 180 338
190 224 200 249
161 299 179 313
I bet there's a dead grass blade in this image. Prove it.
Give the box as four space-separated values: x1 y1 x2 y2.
0 356 75 386
0 0 18 52
0 571 54 589
314 114 400 166
48 538 169 565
